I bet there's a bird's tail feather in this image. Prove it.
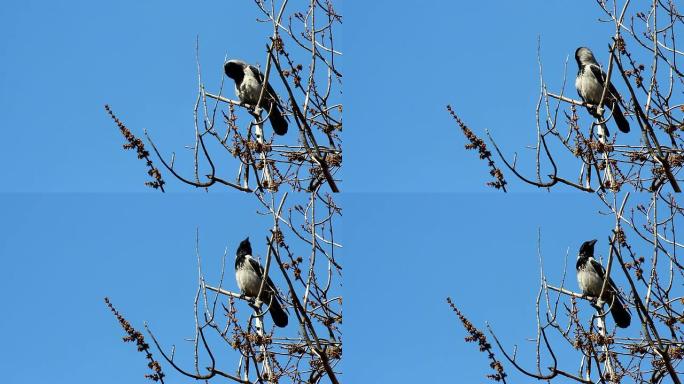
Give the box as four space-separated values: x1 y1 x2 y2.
611 103 630 133
268 297 288 328
609 296 631 328
268 104 288 136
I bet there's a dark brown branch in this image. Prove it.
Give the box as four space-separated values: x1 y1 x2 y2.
610 45 681 193
267 46 340 193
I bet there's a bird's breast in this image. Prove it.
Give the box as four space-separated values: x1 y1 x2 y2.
238 76 263 105
576 67 603 103
577 264 603 296
236 264 261 296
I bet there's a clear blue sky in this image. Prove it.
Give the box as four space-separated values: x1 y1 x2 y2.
1 0 646 382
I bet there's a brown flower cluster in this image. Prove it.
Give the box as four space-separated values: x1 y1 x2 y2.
447 297 507 382
104 105 165 191
246 140 272 154
447 105 507 191
325 152 342 167
104 297 165 382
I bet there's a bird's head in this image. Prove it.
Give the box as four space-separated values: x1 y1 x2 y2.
575 47 597 67
224 59 247 81
578 239 597 258
236 237 252 258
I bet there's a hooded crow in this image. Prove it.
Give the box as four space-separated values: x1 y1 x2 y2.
224 59 288 135
235 237 288 328
576 239 631 328
575 47 630 135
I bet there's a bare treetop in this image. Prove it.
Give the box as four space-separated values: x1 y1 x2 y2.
106 1 342 383
449 2 684 383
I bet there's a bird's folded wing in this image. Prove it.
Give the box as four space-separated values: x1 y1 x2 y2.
248 65 284 108
588 65 622 102
589 258 622 295
247 257 280 296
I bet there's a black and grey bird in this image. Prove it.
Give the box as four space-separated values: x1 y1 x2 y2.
235 237 288 328
575 47 630 135
224 60 288 135
576 239 631 328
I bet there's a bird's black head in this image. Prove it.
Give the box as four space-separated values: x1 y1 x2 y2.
575 47 596 67
224 60 247 81
236 237 252 258
578 239 597 258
